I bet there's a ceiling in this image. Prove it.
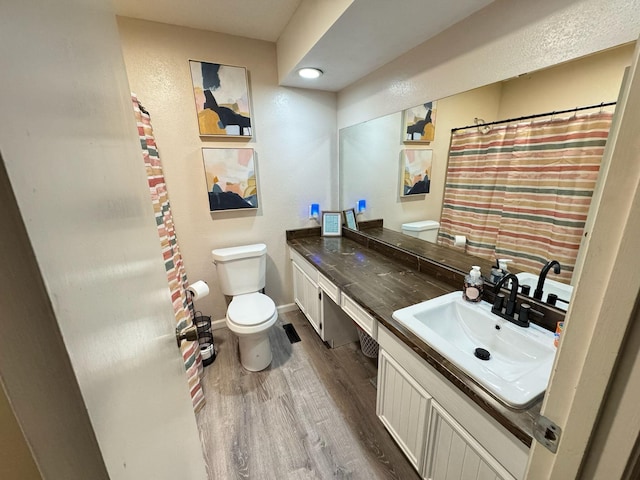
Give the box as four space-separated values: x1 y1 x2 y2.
113 0 303 42
113 0 494 92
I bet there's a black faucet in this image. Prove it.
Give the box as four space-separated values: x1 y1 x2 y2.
492 273 538 327
493 273 519 316
533 260 561 300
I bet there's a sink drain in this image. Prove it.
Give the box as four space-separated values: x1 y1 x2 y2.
474 347 491 361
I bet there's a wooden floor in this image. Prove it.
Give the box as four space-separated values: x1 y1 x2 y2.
196 309 420 480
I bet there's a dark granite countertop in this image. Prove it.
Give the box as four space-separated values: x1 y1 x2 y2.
287 232 541 448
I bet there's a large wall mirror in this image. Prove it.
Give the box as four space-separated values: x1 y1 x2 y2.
339 43 634 300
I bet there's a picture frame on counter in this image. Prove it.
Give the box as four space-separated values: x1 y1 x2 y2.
321 211 342 237
342 208 358 230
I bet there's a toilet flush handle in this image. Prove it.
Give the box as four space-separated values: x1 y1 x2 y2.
176 325 198 347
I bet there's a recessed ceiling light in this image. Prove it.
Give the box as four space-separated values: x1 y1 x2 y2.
298 68 323 79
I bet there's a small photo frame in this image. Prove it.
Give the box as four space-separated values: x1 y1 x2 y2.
342 208 358 231
403 100 437 143
321 211 342 237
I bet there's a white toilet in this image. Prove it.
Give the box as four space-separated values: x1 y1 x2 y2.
401 220 440 243
211 243 278 371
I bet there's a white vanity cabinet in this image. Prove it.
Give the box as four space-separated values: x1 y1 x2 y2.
291 251 322 336
289 245 528 480
377 349 431 471
290 248 358 347
426 402 515 480
377 325 528 480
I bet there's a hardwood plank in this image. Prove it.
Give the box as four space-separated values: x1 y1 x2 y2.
290 311 421 479
197 310 420 479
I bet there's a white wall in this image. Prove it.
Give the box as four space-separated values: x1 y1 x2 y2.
117 17 337 320
340 112 401 219
0 1 206 478
496 43 634 119
337 0 640 129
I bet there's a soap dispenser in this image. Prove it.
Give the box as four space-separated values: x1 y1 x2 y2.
499 259 512 274
463 266 484 303
490 259 512 284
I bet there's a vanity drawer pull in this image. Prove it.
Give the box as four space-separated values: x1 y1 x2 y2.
341 294 377 339
318 274 340 303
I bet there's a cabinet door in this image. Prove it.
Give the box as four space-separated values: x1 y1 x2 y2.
292 260 306 311
303 271 321 335
377 349 431 473
292 261 321 336
425 401 515 480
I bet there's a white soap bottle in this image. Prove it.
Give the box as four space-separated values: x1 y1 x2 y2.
490 259 512 283
463 266 484 303
498 259 512 275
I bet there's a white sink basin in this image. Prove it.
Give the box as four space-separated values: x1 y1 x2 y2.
392 291 556 408
515 272 573 311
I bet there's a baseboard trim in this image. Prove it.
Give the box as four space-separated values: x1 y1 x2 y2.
211 318 227 331
277 303 299 314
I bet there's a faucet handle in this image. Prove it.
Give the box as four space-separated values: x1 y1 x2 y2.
519 303 544 326
492 293 505 312
518 303 531 327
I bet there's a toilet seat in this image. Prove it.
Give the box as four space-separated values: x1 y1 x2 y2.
226 292 278 336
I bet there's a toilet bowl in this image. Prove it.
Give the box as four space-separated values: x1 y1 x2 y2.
211 243 278 371
226 292 278 371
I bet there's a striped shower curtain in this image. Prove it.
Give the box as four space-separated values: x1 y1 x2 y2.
132 94 205 413
439 112 613 282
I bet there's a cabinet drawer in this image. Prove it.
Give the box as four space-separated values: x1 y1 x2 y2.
318 273 340 303
341 294 377 339
289 248 318 282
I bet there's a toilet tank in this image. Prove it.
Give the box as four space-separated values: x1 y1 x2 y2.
401 220 440 243
211 243 267 296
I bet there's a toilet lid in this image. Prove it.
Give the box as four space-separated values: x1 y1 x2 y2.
227 292 276 326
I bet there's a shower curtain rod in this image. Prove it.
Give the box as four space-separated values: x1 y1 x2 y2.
451 101 617 133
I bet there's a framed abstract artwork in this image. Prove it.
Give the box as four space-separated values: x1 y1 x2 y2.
401 149 433 197
189 60 252 137
403 101 437 143
201 148 258 211
321 211 342 237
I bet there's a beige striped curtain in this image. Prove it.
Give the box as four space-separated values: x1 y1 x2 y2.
132 94 205 413
439 112 613 281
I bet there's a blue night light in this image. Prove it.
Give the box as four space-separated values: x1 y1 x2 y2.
309 203 320 219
